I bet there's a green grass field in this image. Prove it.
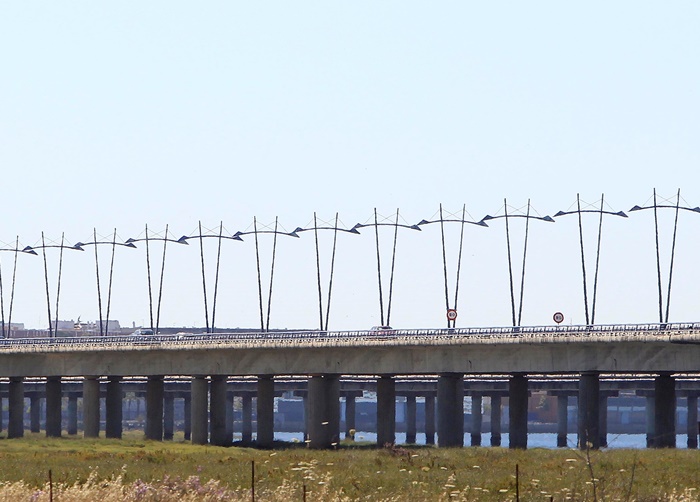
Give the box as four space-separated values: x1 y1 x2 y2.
0 433 697 500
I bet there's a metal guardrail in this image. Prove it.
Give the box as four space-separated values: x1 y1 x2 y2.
0 321 699 353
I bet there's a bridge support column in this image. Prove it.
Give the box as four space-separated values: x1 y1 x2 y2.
183 395 191 441
105 377 123 439
345 394 356 440
687 396 698 449
8 377 24 438
226 391 234 445
30 395 41 433
509 374 528 449
490 395 502 447
654 373 676 448
145 375 164 441
46 377 62 438
599 394 608 447
67 396 78 435
257 375 275 448
242 394 253 444
425 395 436 445
377 375 396 446
210 375 229 446
83 376 100 438
578 372 600 450
646 396 655 448
471 394 482 446
302 394 308 441
307 375 340 449
191 376 208 445
557 395 569 447
437 373 464 447
406 395 417 444
163 394 174 440
327 376 340 446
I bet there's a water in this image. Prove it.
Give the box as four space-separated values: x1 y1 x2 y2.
272 432 690 449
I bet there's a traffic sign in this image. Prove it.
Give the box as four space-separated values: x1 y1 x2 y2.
553 312 564 324
447 309 458 321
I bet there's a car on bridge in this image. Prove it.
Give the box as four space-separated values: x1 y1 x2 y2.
370 326 395 338
132 328 154 336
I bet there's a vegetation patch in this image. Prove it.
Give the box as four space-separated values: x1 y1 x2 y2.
0 434 697 500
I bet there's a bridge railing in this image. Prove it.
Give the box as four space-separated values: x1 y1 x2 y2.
0 321 699 351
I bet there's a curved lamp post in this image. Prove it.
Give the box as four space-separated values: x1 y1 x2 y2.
294 213 359 331
235 217 299 332
73 229 136 335
553 194 627 325
417 204 487 327
126 225 189 334
0 238 37 338
23 233 84 337
480 199 554 327
629 188 700 324
178 222 243 333
353 209 421 328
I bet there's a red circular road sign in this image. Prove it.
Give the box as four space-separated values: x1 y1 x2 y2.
447 309 458 321
553 312 564 324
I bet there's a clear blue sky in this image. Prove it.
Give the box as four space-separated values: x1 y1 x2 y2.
1 2 699 330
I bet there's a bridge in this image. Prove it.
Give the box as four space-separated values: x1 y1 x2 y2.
0 322 698 450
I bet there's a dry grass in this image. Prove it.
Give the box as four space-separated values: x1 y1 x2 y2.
0 433 697 500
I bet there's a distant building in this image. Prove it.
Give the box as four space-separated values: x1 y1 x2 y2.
51 319 122 335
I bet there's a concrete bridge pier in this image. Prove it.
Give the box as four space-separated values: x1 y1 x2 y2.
307 375 340 449
687 395 698 449
557 394 569 447
654 373 676 448
376 375 396 446
45 377 62 438
302 394 308 441
83 376 100 438
145 375 164 441
163 393 175 440
67 395 78 435
30 395 41 433
241 394 253 444
191 376 208 445
257 375 275 448
425 394 436 445
490 395 502 447
226 391 234 444
405 394 417 444
599 393 611 447
437 373 464 447
646 396 655 447
105 377 123 439
509 374 528 449
183 394 191 441
471 393 482 446
210 375 230 446
578 371 600 450
8 377 24 438
344 393 357 440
